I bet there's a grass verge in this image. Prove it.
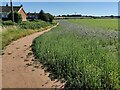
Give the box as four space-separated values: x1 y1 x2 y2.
1 20 56 50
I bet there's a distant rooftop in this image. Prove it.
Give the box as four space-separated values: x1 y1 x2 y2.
0 5 23 12
27 12 39 15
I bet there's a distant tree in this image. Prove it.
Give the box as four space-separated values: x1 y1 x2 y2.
38 10 44 20
38 10 54 22
110 15 114 19
38 10 49 22
67 14 70 17
58 15 61 17
62 15 67 17
8 11 22 23
79 14 82 17
46 13 54 22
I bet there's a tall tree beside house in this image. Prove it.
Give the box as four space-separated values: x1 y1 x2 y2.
38 10 54 22
8 11 22 23
46 13 54 22
38 10 49 22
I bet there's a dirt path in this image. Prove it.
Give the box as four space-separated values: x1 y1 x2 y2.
2 24 64 88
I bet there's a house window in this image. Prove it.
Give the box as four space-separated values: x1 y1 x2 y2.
2 14 5 18
1 13 8 18
5 15 8 18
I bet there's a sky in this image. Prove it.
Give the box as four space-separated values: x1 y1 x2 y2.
1 0 119 2
1 2 118 16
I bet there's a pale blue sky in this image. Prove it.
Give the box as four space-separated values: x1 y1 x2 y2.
1 2 118 16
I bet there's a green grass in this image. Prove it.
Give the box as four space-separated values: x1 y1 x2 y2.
2 20 16 26
32 19 119 89
19 20 53 29
69 19 118 31
1 20 56 50
2 28 35 49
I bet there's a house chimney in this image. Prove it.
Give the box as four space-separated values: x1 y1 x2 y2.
6 3 8 7
20 5 23 7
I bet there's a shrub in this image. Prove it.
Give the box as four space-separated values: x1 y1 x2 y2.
8 11 22 23
38 10 49 22
2 20 16 26
2 20 56 49
38 10 54 22
46 13 54 22
19 20 52 29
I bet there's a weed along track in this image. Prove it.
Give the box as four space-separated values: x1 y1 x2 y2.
2 24 64 88
32 20 119 89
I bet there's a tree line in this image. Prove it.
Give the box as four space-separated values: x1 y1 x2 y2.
38 10 54 22
4 10 54 23
57 14 119 19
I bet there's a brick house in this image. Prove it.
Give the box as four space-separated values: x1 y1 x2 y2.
0 5 27 21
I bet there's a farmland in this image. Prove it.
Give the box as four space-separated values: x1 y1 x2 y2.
32 19 119 89
69 19 118 31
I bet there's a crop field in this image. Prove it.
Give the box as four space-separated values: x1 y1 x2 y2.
69 19 118 31
32 19 119 89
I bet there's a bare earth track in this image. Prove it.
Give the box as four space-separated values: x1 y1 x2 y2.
2 24 64 88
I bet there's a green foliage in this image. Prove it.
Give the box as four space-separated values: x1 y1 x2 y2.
2 20 55 49
2 28 34 49
32 20 119 89
2 20 16 26
8 11 22 23
46 13 54 22
38 10 54 22
38 10 49 22
19 20 51 29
